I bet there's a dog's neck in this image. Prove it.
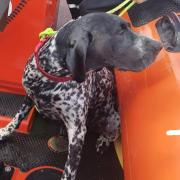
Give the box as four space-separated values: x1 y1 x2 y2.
37 36 71 77
37 20 76 78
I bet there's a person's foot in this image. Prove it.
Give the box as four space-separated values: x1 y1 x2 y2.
48 136 68 153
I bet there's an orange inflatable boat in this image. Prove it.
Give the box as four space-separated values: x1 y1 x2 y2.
0 0 180 180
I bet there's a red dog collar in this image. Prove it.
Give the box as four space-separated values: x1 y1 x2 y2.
34 38 72 82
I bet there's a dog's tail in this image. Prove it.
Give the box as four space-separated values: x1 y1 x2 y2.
0 95 33 140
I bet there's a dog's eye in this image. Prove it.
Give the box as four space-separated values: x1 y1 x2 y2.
121 24 127 30
117 24 128 34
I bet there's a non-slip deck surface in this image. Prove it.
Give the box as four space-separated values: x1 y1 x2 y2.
0 113 124 180
0 92 25 117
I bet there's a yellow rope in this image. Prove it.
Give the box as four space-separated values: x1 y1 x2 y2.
40 0 136 40
106 0 135 16
119 1 135 16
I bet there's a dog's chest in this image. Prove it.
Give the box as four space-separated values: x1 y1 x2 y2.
22 57 114 121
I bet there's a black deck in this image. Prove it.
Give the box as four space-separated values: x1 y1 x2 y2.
0 92 25 117
0 112 124 180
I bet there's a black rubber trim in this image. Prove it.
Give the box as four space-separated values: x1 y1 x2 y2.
128 0 180 27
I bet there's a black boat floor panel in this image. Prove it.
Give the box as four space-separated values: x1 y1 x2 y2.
0 132 123 180
0 112 123 179
0 92 25 117
0 133 67 172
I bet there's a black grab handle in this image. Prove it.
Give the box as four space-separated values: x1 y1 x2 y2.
156 12 180 52
0 0 11 31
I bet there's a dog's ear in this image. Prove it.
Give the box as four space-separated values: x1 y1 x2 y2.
66 30 92 83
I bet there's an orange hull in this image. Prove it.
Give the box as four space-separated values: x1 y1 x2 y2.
0 0 59 133
115 14 180 180
12 166 63 180
0 0 59 94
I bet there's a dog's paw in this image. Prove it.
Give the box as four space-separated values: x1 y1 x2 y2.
96 136 110 154
0 128 10 141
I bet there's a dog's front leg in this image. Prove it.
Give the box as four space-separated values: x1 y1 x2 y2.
0 95 33 140
61 121 87 180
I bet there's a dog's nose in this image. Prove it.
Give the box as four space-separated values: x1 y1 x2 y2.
153 41 163 52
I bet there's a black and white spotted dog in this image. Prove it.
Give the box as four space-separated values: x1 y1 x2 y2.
0 13 162 180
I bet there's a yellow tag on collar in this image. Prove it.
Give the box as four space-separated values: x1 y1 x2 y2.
39 28 57 40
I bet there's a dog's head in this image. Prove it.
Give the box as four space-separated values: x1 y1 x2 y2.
61 13 162 82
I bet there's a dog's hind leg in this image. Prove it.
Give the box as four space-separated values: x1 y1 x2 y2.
95 87 120 154
61 121 87 180
96 110 120 154
0 95 33 140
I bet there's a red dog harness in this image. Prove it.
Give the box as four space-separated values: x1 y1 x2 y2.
34 38 72 82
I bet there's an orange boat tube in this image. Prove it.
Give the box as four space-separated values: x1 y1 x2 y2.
115 14 180 180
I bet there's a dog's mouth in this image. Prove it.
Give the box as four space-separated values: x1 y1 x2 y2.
116 48 162 72
140 42 162 68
